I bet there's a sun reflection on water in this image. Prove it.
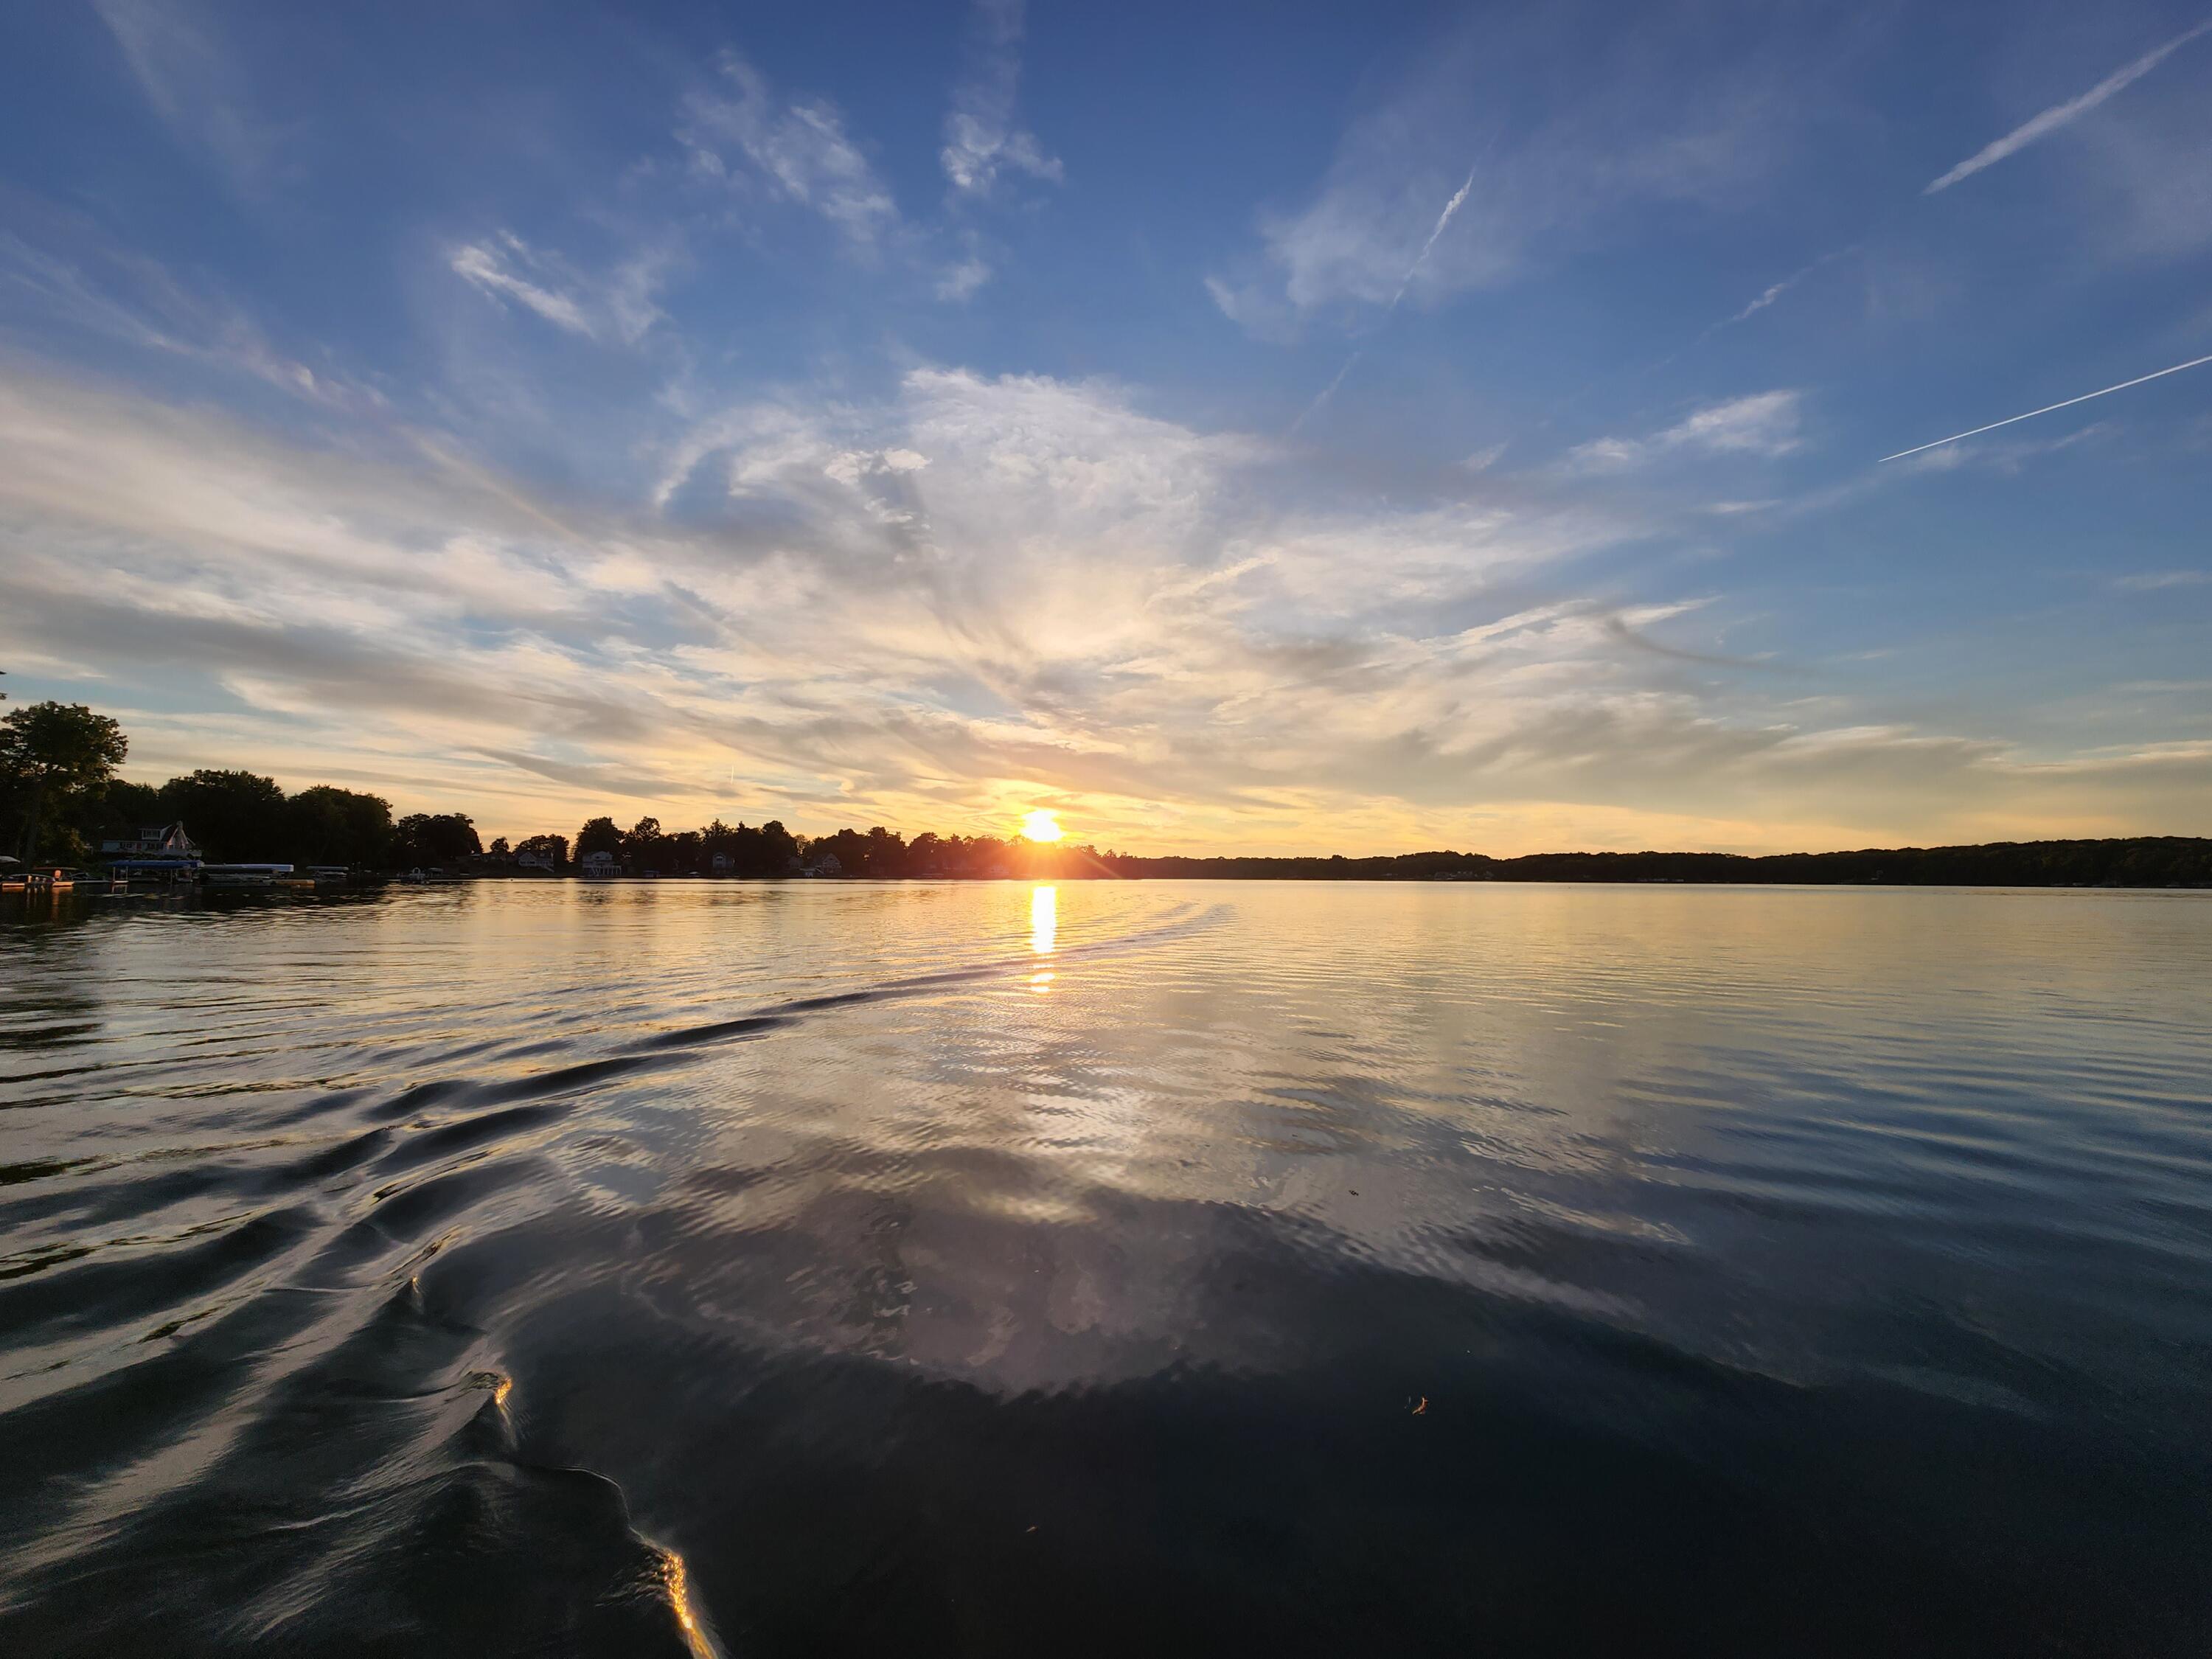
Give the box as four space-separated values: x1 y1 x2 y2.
1031 885 1056 990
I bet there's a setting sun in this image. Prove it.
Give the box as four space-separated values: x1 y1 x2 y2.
1021 809 1064 843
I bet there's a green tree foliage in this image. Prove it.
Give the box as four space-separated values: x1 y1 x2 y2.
154 770 287 863
0 701 129 863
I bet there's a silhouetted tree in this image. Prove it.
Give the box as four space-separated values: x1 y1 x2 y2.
1 701 128 863
391 812 481 867
285 785 394 868
516 832 568 869
624 815 664 871
575 816 622 859
155 769 287 863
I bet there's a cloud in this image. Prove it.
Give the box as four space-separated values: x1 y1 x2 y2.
1567 390 1804 470
1208 7 1826 328
940 0 1063 198
9 352 2191 852
451 237 594 337
1702 244 1859 338
681 54 900 249
2115 570 2210 591
1925 18 2212 193
0 224 341 402
90 0 282 191
448 233 673 345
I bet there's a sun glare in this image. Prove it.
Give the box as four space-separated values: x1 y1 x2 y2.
1021 809 1064 843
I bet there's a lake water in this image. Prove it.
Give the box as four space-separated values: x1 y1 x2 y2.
2 880 2210 1656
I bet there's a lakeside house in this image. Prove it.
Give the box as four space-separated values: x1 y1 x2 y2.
101 822 203 883
579 850 617 878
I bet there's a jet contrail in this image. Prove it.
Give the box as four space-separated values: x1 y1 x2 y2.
1296 164 1476 437
1290 350 1361 435
1392 164 1478 306
1879 352 2212 462
1925 18 2212 193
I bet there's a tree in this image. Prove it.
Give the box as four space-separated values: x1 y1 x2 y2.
488 835 512 858
285 785 393 868
391 812 481 867
624 815 664 870
516 832 568 869
88 779 161 839
155 770 287 863
1 702 128 863
576 816 622 858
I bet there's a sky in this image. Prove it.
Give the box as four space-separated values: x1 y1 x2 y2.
1 0 2208 855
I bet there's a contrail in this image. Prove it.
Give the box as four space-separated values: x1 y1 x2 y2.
1290 350 1361 435
1297 163 1475 436
1925 18 2211 193
1879 352 2212 462
1392 163 1478 307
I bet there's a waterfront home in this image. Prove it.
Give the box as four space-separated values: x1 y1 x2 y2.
101 823 198 859
579 850 617 879
101 822 203 885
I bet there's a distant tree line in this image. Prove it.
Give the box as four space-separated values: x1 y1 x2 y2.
2 700 2205 884
1093 841 2212 887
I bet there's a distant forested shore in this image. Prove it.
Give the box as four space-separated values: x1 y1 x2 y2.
3 700 2207 886
1102 840 2212 886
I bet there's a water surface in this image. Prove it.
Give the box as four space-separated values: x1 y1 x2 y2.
3 881 2210 1655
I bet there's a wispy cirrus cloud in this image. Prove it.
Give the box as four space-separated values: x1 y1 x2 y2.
448 233 674 346
10 352 2188 852
1208 7 1829 330
89 0 286 192
1568 390 1805 471
680 53 900 250
1925 18 2212 193
940 0 1062 200
451 237 593 337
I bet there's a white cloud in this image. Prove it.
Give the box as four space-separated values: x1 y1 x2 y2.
940 0 1062 198
1568 390 1804 470
936 257 992 302
4 358 2197 852
451 237 594 337
681 54 899 248
448 233 675 345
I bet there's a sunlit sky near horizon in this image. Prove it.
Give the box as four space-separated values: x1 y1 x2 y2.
2 0 2208 854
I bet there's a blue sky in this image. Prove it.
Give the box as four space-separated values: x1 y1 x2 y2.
1 0 2208 852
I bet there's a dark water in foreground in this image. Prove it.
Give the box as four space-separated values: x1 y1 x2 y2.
3 881 2210 1657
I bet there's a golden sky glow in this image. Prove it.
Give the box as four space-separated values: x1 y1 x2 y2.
1021 809 1064 843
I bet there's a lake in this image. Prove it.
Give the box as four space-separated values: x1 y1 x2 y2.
3 880 2209 1656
